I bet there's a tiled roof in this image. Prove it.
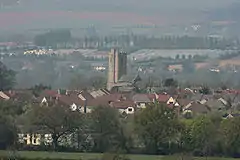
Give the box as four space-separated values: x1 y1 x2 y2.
89 89 107 98
184 102 210 114
42 90 58 97
132 94 152 103
157 94 170 102
58 95 85 106
111 101 136 109
79 90 95 101
87 93 124 107
0 90 36 102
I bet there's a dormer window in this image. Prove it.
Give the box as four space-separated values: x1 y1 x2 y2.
70 103 77 111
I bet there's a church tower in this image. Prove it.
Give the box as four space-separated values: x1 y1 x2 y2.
107 48 127 91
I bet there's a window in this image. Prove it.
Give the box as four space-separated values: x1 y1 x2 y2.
128 108 133 112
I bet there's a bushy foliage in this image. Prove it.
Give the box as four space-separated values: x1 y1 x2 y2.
1 101 240 158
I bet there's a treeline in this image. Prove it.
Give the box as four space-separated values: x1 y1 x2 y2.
1 100 240 158
33 30 238 50
134 36 237 50
34 29 72 47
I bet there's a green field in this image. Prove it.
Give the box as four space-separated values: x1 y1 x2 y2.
0 151 238 160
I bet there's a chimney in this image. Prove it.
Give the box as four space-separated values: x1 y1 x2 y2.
66 90 69 96
84 99 87 113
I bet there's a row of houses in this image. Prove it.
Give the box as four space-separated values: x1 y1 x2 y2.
1 88 240 146
1 88 240 116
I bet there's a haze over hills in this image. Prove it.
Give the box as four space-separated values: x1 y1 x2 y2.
0 0 239 35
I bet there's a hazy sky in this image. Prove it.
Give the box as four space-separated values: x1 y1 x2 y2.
1 0 238 11
0 0 238 31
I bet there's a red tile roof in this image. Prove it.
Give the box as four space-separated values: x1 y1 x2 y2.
157 94 170 102
42 90 59 97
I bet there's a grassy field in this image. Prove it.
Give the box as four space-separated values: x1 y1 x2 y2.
0 150 238 160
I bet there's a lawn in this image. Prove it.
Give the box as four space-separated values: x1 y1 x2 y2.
0 150 238 160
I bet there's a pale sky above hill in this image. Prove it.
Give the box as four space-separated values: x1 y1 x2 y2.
1 0 238 11
0 0 239 31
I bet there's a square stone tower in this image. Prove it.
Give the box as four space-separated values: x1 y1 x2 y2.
107 48 127 91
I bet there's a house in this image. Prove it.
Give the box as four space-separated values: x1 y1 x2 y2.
85 93 138 114
182 101 211 116
157 94 179 107
110 101 136 114
37 89 95 113
221 93 240 108
57 95 88 112
36 89 115 113
205 99 227 112
223 113 240 119
132 94 153 109
37 90 59 106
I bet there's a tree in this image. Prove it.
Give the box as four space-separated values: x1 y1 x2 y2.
31 84 51 97
181 55 186 60
34 29 72 47
220 117 240 157
0 116 16 150
0 100 24 117
199 86 211 95
0 101 24 150
175 54 180 60
189 116 219 158
90 76 106 89
134 103 183 154
187 55 192 60
90 106 123 152
27 105 83 151
0 61 15 91
164 78 178 88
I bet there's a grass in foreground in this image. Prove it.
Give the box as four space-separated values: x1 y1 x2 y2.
0 151 238 160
